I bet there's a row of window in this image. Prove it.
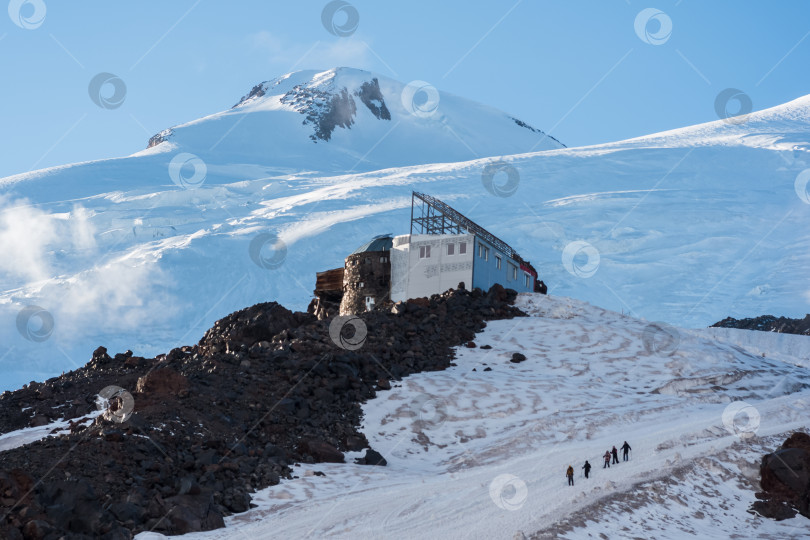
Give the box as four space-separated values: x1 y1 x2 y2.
348 276 389 290
419 242 469 259
481 244 534 289
351 256 389 266
413 240 534 289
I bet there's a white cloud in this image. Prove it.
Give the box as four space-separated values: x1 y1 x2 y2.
55 258 176 334
69 205 97 252
0 198 102 285
246 31 373 71
249 30 285 55
0 197 57 282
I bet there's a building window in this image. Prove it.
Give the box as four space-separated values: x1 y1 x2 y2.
495 255 502 269
525 275 531 288
511 265 518 280
419 245 431 258
459 242 467 254
380 256 388 263
447 243 455 256
365 297 375 311
365 257 371 264
483 246 489 261
359 282 365 289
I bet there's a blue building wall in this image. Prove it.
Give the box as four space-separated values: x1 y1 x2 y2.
471 236 534 293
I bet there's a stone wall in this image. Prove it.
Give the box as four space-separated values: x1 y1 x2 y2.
340 251 391 315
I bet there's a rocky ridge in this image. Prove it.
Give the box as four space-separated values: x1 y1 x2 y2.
712 314 810 336
0 285 524 539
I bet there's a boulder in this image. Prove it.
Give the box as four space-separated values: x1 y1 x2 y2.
297 439 344 463
22 520 53 540
136 367 188 396
159 492 225 534
761 448 810 496
751 499 798 520
510 353 527 363
355 448 387 466
755 431 810 519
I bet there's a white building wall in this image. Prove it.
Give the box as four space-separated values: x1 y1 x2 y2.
390 233 474 302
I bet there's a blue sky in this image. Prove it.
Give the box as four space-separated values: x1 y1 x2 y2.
1 0 809 179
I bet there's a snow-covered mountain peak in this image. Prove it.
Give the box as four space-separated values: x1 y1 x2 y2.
145 67 564 171
232 67 376 107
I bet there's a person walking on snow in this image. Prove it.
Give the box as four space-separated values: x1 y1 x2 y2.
603 450 611 468
582 460 592 479
621 441 631 461
566 465 575 486
612 446 619 465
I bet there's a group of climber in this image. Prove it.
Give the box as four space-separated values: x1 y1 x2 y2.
565 441 631 486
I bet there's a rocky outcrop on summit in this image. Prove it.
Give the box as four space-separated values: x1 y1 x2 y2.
356 79 391 121
278 77 390 142
0 285 524 538
146 128 173 149
231 75 392 143
712 314 810 336
510 117 565 147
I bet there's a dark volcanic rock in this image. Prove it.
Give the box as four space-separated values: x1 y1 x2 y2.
298 439 344 463
356 78 391 120
197 301 311 356
712 314 810 336
157 492 224 535
0 285 524 538
232 83 266 108
135 367 188 397
273 77 392 143
355 448 387 466
146 128 173 149
510 352 527 363
754 431 810 520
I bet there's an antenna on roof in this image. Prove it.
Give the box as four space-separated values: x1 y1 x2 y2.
410 191 523 262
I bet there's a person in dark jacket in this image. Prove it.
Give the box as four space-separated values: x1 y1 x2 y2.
582 460 592 479
611 446 619 465
621 441 631 461
603 450 611 468
566 465 575 486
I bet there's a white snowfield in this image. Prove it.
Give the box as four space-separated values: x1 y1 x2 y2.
0 68 808 393
123 294 809 540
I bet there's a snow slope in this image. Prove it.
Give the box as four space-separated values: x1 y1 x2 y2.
127 294 810 539
697 327 810 371
0 74 809 392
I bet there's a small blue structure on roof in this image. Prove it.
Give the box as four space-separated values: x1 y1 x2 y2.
349 234 393 255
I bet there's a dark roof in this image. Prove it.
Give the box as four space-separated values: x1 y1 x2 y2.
350 234 393 255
